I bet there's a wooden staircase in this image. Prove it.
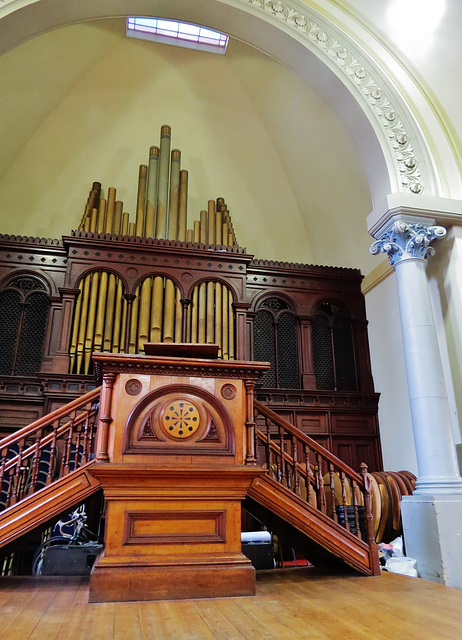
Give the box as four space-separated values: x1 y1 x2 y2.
0 389 379 576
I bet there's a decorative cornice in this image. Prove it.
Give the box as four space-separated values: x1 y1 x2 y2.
370 221 446 266
243 0 424 194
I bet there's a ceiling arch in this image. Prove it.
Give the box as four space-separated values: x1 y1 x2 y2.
0 0 456 206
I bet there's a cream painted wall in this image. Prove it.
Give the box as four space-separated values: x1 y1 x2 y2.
365 274 417 473
0 19 375 270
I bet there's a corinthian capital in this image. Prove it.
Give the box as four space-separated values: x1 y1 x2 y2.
370 220 446 266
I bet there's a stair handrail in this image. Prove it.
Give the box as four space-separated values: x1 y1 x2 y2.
253 399 376 549
254 400 363 484
0 386 101 451
0 387 101 511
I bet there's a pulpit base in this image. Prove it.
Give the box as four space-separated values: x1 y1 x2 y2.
89 554 255 602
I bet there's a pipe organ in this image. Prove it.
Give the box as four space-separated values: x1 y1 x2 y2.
0 125 382 471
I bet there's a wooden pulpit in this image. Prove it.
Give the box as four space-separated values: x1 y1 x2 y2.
88 345 269 602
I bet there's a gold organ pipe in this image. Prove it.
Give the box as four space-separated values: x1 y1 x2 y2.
198 282 206 343
190 286 199 343
216 197 225 209
84 272 100 374
222 222 228 246
112 279 124 353
135 164 148 237
129 222 136 236
178 170 188 241
215 210 223 244
200 211 208 244
128 288 140 353
119 295 127 353
207 200 216 244
84 215 91 232
169 150 181 240
163 279 175 342
229 293 235 359
145 146 159 239
174 287 182 343
96 199 107 234
69 280 84 373
122 213 129 235
94 271 108 353
193 221 200 243
156 125 171 239
138 278 152 351
103 274 117 351
150 276 164 342
215 283 222 357
114 201 123 235
206 282 215 343
222 285 229 359
105 188 116 233
187 229 194 243
75 274 91 374
90 208 98 233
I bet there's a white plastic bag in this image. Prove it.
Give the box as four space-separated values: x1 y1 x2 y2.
384 556 418 577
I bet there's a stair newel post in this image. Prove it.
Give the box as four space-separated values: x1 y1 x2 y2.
361 463 375 546
351 479 361 538
328 463 337 521
339 470 350 533
316 454 326 514
96 373 116 463
244 380 257 464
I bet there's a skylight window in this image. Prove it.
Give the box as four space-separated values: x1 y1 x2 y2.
126 17 229 54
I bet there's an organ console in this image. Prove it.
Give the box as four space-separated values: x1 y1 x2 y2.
0 125 382 472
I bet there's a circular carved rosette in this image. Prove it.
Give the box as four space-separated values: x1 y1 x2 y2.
160 399 201 439
125 379 142 396
221 383 237 400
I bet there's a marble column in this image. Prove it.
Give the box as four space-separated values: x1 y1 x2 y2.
370 210 462 587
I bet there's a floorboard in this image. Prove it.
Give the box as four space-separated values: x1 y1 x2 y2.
0 569 461 640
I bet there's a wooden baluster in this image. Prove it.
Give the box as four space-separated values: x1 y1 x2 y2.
74 420 83 470
361 463 375 546
0 447 8 497
46 420 59 485
292 434 300 496
305 445 312 504
81 412 90 464
279 425 286 487
11 438 25 505
5 466 15 508
87 404 98 459
265 417 273 473
62 418 74 476
316 454 326 514
340 470 350 533
351 479 361 538
28 429 43 495
328 463 337 521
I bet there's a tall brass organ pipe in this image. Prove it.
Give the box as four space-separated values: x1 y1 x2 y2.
78 126 239 248
69 271 126 375
72 126 240 368
187 282 235 359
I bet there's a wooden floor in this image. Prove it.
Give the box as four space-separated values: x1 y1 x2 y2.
1 568 461 639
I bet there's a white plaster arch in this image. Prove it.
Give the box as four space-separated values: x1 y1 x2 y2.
0 0 460 204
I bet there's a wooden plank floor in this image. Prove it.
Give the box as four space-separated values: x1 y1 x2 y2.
0 568 461 639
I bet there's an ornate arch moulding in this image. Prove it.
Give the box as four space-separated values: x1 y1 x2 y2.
238 0 440 196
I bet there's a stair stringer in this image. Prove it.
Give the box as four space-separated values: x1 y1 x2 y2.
247 473 379 575
0 460 101 549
